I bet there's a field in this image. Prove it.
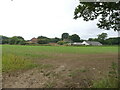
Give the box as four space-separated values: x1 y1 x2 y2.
2 45 118 88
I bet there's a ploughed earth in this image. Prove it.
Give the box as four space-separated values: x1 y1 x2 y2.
3 53 118 88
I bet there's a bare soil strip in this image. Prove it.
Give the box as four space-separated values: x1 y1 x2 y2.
3 53 118 88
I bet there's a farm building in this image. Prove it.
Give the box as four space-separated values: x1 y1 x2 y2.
27 37 38 44
71 42 83 46
31 38 38 43
82 41 102 46
69 41 102 46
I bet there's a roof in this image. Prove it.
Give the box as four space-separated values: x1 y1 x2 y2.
73 42 82 44
84 41 102 45
71 42 83 45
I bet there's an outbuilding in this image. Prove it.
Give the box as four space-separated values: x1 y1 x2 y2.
82 41 102 46
72 42 83 45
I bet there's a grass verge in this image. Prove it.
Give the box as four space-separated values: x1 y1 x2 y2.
92 62 118 88
2 54 38 72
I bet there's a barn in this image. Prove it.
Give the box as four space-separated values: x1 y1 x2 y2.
71 42 83 45
82 41 102 46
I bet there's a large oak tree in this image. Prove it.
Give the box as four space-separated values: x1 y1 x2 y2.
74 1 120 31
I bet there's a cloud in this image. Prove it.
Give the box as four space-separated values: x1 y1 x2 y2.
0 0 118 40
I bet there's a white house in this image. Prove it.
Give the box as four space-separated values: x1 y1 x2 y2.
72 42 83 45
82 41 102 46
68 42 83 46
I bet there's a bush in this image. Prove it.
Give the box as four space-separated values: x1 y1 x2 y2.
92 62 118 88
37 39 49 44
57 41 66 45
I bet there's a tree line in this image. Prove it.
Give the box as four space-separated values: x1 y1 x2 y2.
0 33 119 45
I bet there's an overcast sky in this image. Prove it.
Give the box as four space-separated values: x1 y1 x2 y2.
0 0 118 40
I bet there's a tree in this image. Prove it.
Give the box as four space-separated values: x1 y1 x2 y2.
62 33 69 40
9 36 25 45
88 38 98 41
97 33 107 44
0 35 9 44
9 37 17 44
97 33 107 40
57 41 66 45
16 36 24 40
74 1 120 31
37 36 51 44
105 37 120 45
37 36 48 39
69 34 80 42
37 38 49 44
49 37 61 43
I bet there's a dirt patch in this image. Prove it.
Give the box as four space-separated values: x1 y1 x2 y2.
2 53 118 88
3 68 49 88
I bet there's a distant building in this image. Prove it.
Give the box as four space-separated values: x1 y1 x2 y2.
31 38 38 43
63 39 72 43
71 42 83 46
27 37 38 44
68 41 102 46
82 41 102 46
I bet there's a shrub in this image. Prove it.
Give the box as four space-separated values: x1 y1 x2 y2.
57 41 66 45
92 62 118 88
37 39 49 44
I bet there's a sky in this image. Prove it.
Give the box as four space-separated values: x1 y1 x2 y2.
0 0 118 40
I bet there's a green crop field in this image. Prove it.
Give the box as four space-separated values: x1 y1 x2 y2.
2 45 118 72
1 45 118 88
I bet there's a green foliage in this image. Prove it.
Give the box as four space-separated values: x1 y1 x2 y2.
9 36 25 45
97 33 108 44
2 45 118 88
69 34 80 42
16 36 24 40
62 33 69 40
68 68 87 77
37 36 48 39
0 35 10 44
2 45 118 56
49 37 61 43
0 35 25 45
45 82 55 88
38 64 53 69
74 2 120 31
2 54 38 72
92 62 118 88
108 62 118 78
105 37 120 45
37 38 49 44
88 38 98 42
2 45 118 74
57 41 66 45
98 33 107 41
88 32 120 45
61 33 81 43
37 36 61 44
88 36 119 45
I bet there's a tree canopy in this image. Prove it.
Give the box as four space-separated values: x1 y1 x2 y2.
9 36 25 45
98 33 107 40
37 36 48 39
1 34 119 45
69 34 80 42
0 35 9 44
62 33 69 40
74 1 120 31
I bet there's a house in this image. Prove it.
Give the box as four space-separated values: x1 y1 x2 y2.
31 37 38 43
72 42 83 45
82 41 102 46
68 42 83 46
27 37 38 44
63 39 72 43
